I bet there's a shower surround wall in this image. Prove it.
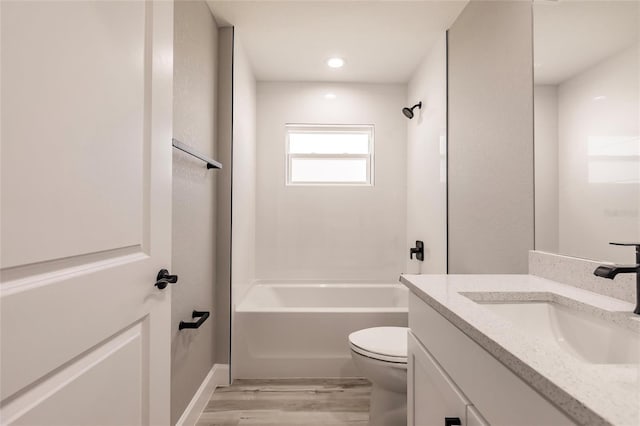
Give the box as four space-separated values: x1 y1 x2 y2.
231 36 257 305
405 34 448 274
227 35 258 381
255 82 407 282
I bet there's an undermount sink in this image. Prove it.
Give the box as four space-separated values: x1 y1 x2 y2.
477 300 640 365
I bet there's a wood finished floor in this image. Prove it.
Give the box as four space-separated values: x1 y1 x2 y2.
195 379 371 426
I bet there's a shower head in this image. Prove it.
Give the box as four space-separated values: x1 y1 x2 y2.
402 102 422 119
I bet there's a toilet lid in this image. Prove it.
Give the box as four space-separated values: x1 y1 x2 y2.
349 327 408 363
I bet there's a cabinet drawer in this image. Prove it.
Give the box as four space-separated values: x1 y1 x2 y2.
408 331 468 426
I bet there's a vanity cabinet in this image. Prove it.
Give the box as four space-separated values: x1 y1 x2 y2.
408 332 472 426
408 293 576 426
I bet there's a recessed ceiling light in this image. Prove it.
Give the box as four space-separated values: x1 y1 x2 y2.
324 93 337 100
327 57 345 68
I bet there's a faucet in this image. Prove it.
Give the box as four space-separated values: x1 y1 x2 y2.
593 242 640 315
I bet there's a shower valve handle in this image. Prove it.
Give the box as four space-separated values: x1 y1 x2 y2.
410 240 424 261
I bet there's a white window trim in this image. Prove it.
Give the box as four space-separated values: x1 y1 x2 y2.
285 124 375 186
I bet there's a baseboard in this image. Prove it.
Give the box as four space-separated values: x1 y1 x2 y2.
175 363 230 426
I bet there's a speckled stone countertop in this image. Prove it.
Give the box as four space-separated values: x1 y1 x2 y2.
400 274 640 426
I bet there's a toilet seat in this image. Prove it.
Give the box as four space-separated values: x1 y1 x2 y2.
349 327 408 364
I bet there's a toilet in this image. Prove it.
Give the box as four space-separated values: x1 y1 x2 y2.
348 326 408 426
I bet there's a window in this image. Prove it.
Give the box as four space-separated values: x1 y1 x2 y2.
285 124 374 185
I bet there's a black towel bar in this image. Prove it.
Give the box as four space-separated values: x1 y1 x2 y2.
172 138 222 169
179 310 210 330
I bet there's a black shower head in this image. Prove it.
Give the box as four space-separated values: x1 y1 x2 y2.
402 102 422 119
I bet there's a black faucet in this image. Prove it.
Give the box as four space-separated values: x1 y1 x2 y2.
593 242 640 315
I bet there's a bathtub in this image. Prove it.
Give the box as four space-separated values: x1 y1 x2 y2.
233 282 408 379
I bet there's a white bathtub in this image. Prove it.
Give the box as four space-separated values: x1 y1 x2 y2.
233 283 408 379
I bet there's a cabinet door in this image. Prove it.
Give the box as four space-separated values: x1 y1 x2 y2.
408 331 469 426
467 406 490 426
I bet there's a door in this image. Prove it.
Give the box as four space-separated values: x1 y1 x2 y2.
1 1 173 425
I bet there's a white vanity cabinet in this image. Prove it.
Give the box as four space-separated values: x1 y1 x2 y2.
408 292 576 426
408 331 490 426
408 332 470 426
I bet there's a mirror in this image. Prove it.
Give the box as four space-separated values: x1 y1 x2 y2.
533 0 640 264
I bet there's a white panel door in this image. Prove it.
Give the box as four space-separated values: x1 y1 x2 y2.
0 1 173 425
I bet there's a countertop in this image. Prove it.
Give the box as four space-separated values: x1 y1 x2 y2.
400 274 640 426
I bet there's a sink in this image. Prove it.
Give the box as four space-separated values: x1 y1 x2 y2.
477 300 640 364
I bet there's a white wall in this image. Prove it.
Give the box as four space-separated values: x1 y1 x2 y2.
534 85 559 253
231 37 257 303
171 1 218 422
255 82 407 282
405 34 448 274
214 26 232 365
557 45 639 263
448 1 534 273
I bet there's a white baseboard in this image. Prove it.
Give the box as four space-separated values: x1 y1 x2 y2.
175 363 230 426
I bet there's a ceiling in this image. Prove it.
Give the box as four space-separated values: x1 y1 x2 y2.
534 0 639 85
206 1 468 83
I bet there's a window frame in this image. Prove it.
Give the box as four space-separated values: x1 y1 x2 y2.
285 124 375 186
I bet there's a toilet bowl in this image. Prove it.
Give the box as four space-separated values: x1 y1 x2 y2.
349 326 408 426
